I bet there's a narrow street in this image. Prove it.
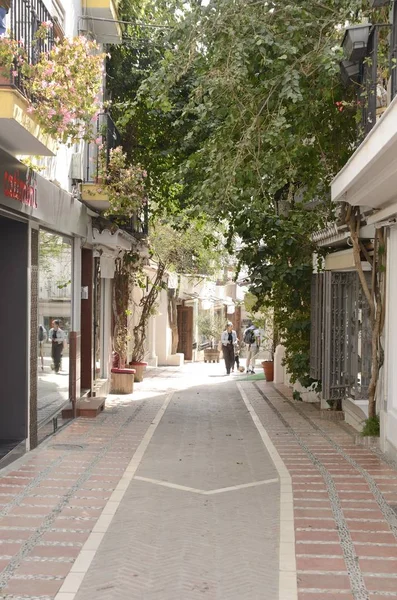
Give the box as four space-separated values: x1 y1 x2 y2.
1 365 397 600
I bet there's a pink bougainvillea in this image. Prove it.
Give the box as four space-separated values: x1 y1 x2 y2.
1 24 106 145
26 35 105 144
98 146 148 217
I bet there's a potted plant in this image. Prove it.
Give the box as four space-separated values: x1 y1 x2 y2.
111 258 136 393
260 312 276 380
355 415 380 448
128 258 166 382
244 293 276 381
198 312 224 363
111 324 136 394
261 333 275 382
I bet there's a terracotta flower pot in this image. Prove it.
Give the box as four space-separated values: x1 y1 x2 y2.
261 360 274 382
129 361 148 382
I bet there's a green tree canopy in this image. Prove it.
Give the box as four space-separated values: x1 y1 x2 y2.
108 0 368 382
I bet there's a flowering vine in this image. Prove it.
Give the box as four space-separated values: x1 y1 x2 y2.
96 146 148 218
0 36 24 74
1 22 105 144
26 27 105 144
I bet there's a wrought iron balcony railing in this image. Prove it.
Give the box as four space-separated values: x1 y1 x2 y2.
107 206 149 239
84 112 122 184
84 113 149 238
358 20 397 138
0 0 54 98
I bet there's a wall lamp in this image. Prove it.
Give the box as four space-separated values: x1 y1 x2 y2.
341 24 372 62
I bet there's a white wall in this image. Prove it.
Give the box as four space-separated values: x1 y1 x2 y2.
155 288 173 366
385 226 397 455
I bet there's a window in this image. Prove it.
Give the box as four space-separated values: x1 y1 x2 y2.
52 0 65 39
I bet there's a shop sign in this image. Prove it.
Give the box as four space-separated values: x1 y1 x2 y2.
3 169 38 209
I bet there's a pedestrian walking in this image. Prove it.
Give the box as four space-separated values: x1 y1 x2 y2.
38 324 47 372
221 321 236 375
233 338 241 372
243 322 261 374
49 319 66 373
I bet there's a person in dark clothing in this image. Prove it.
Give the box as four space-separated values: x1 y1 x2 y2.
233 338 241 372
49 319 66 373
221 321 237 375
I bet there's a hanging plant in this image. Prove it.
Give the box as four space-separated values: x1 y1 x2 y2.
25 27 105 144
97 146 148 218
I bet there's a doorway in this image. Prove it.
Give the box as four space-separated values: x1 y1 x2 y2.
177 305 194 361
0 215 28 460
37 230 72 426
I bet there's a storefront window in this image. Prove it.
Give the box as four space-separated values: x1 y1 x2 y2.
37 230 72 426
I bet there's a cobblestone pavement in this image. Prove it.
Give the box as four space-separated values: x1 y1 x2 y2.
0 364 397 600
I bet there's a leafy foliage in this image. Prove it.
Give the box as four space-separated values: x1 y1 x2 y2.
1 23 104 144
27 34 104 144
361 415 380 438
150 220 226 276
197 312 224 344
107 0 365 383
97 146 148 218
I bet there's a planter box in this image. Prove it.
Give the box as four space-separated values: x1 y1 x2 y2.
110 368 135 394
355 435 380 449
167 353 184 367
129 361 147 382
204 349 220 363
320 410 345 422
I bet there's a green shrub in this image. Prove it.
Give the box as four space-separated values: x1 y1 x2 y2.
361 415 380 437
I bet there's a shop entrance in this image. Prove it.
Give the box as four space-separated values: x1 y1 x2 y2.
177 305 194 361
0 215 28 461
37 230 72 427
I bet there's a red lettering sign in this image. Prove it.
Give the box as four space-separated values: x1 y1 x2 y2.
3 170 37 209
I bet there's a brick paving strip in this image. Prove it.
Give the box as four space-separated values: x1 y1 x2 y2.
0 394 166 599
71 381 283 600
246 381 397 600
2 365 397 600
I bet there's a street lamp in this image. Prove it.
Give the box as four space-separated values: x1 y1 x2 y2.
340 60 361 87
341 24 372 62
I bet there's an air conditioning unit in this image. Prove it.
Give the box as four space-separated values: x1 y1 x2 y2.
71 153 83 182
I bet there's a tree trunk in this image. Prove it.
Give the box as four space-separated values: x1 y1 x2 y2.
348 209 384 420
131 262 166 363
168 289 179 355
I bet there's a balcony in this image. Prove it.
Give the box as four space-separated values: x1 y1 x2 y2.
0 0 56 156
331 93 397 210
81 112 121 210
81 0 122 43
331 10 397 211
81 113 148 237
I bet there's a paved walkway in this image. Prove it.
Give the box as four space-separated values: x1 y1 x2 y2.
1 364 397 600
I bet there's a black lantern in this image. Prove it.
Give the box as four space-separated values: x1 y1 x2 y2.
342 24 372 62
340 60 361 86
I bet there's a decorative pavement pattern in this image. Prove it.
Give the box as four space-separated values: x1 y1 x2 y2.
0 364 396 599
